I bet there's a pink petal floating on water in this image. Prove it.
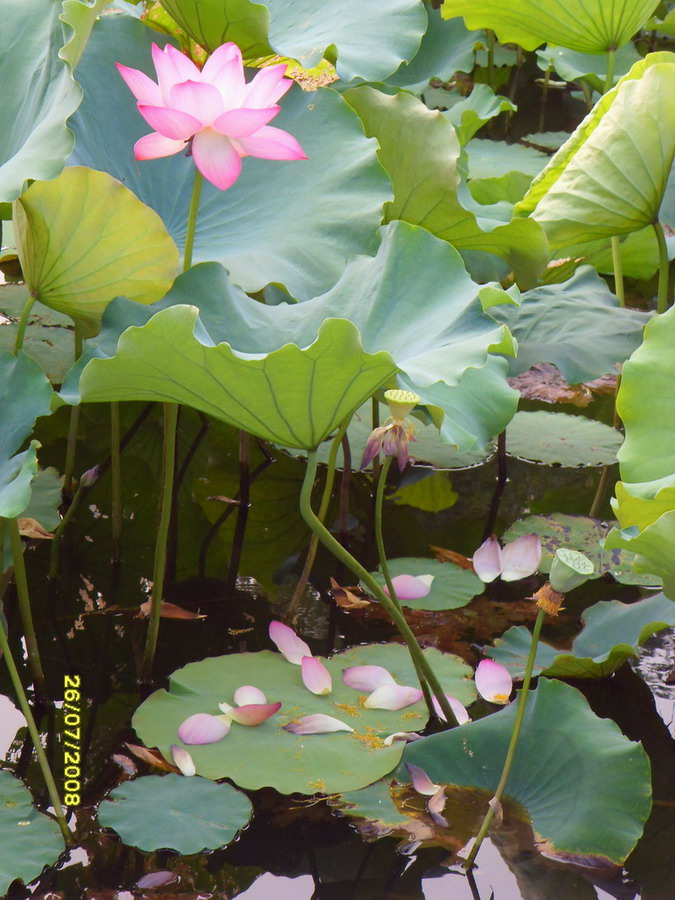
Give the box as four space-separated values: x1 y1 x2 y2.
233 685 267 706
406 763 441 796
342 665 396 692
431 694 471 725
364 684 423 710
500 534 542 581
136 870 178 889
170 744 196 777
301 656 332 695
283 714 354 735
475 659 513 705
177 713 230 745
269 620 312 664
227 702 282 726
428 786 448 828
472 536 503 583
383 574 431 601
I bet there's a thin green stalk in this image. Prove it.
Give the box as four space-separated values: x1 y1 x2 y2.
611 236 625 307
14 295 37 353
375 456 434 715
603 47 616 94
654 221 671 314
183 168 204 271
371 397 380 482
486 30 495 90
49 481 87 579
580 80 593 112
110 402 122 563
0 621 70 842
287 420 351 621
538 62 553 134
141 402 178 682
301 450 458 727
63 328 83 498
7 518 45 697
464 607 546 870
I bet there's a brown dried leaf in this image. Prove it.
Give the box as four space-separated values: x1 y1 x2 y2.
330 577 371 609
125 742 177 773
18 517 54 540
138 600 206 620
429 546 474 570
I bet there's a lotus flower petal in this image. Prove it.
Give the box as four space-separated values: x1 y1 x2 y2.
269 620 312 664
283 714 354 735
170 744 196 777
301 656 332 695
245 63 292 107
383 574 431 601
169 80 224 125
115 63 162 105
500 534 542 581
134 132 186 161
227 702 282 726
137 104 202 140
342 664 396 692
237 125 308 161
382 731 423 746
233 685 267 706
432 694 470 725
177 712 230 745
472 536 503 583
190 129 242 191
428 786 448 827
364 684 423 710
151 42 199 99
406 763 441 796
475 659 513 705
214 106 281 139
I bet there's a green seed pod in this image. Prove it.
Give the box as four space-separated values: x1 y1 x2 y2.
549 548 594 593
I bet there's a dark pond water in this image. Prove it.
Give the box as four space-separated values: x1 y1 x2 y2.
2 398 674 900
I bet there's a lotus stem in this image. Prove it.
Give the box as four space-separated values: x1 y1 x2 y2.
227 430 251 592
300 449 458 726
589 462 612 519
110 402 122 563
13 294 37 353
7 518 45 698
288 419 351 622
654 221 671 314
371 397 380 481
0 618 70 842
63 327 83 499
603 47 616 94
611 236 625 307
538 62 553 134
486 30 495 91
464 607 546 870
183 168 204 271
49 476 90 579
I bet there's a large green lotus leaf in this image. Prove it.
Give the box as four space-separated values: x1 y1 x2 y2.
160 0 426 81
0 444 40 521
385 6 479 93
344 87 548 289
14 166 179 337
488 266 650 383
505 411 622 467
98 774 252 853
537 42 641 92
648 8 675 37
487 592 675 679
531 65 675 246
517 53 675 216
368 557 484 610
0 0 106 203
69 15 391 299
441 86 516 146
0 351 53 463
132 644 475 794
402 678 651 864
503 513 662 586
605 513 675 599
0 284 74 383
441 0 660 53
391 472 458 513
64 222 518 452
616 304 675 487
465 139 548 181
0 769 65 894
19 467 63 532
613 481 675 531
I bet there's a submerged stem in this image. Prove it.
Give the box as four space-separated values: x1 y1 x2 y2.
8 518 45 697
464 607 546 869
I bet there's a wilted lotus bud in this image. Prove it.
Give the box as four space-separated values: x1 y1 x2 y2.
80 465 100 489
360 390 420 471
384 388 419 420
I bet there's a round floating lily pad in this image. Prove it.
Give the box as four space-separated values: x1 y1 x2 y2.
503 513 662 586
368 558 484 610
0 769 65 895
505 411 622 466
132 644 475 795
98 774 252 854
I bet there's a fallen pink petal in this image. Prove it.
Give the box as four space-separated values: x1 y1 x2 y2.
382 731 424 746
342 664 396 692
475 659 513 705
364 683 423 710
472 536 503 583
233 685 267 706
500 534 542 582
301 656 332 695
269 620 312 664
432 694 470 725
170 744 196 777
226 701 282 726
283 714 354 735
177 712 230 745
406 762 441 796
383 574 431 601
427 786 448 827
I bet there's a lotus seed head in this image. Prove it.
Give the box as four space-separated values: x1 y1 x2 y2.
384 389 420 420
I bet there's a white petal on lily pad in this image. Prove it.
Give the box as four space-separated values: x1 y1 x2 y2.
233 685 267 706
475 659 513 705
170 744 196 777
283 714 354 735
500 534 542 581
382 731 423 746
416 574 435 588
364 683 423 710
342 664 396 692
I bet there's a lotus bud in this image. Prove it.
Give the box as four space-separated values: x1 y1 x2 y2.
301 656 332 695
170 744 196 776
383 574 431 601
549 548 594 593
384 388 420 420
475 659 513 705
80 465 100 489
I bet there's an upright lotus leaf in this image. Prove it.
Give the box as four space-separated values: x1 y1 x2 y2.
64 222 518 452
160 0 426 81
441 0 660 54
0 444 40 521
605 514 675 598
488 267 650 383
0 769 65 895
517 53 675 215
345 86 548 288
537 42 642 93
98 774 252 854
530 64 675 247
132 643 475 794
14 167 179 337
70 15 391 300
442 86 517 146
368 557 484 610
0 0 106 203
402 678 651 864
465 140 548 181
487 592 675 679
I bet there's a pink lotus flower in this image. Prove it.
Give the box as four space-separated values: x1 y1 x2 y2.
475 659 513 705
472 534 541 583
116 42 306 190
269 620 312 664
283 714 354 735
